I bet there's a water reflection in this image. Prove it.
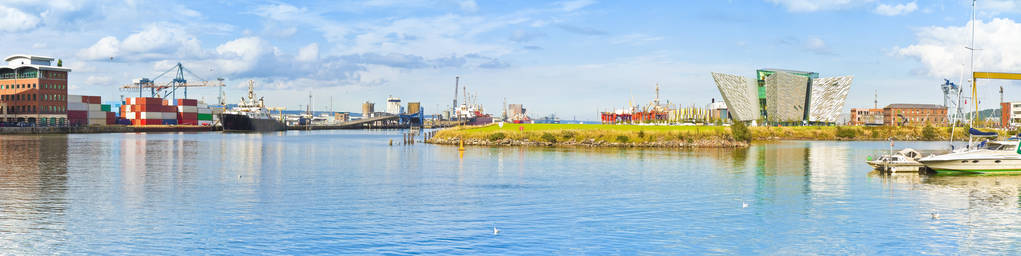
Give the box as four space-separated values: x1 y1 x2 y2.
0 135 68 250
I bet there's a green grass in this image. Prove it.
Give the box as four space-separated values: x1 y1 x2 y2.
433 123 731 144
432 123 1007 143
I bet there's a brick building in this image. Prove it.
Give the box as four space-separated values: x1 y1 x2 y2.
849 108 883 126
0 55 70 125
882 104 947 126
1001 102 1021 128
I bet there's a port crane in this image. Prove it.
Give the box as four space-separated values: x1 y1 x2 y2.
120 62 223 102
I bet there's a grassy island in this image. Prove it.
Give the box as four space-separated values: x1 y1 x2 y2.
426 123 1008 148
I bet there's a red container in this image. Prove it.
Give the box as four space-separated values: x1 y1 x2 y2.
132 119 163 126
131 97 164 106
68 110 87 119
106 112 115 125
176 99 198 106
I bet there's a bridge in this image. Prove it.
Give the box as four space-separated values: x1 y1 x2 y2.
286 113 421 130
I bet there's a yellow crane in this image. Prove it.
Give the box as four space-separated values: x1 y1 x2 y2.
971 72 1021 123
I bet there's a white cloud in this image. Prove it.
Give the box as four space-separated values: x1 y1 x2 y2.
78 36 120 60
458 0 478 12
78 24 204 61
608 33 663 46
804 37 833 54
85 75 113 85
559 0 596 11
214 37 271 74
897 18 1021 77
297 43 319 62
767 0 875 12
0 5 40 32
874 1 917 16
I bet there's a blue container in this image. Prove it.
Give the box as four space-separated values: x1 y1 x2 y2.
162 119 178 125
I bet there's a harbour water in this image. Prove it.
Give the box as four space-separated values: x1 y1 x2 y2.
2 131 1021 254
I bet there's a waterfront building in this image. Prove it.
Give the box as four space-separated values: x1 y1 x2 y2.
386 96 403 115
362 101 374 118
708 101 728 121
1000 102 1021 128
0 55 70 125
713 69 852 125
849 108 884 126
881 104 947 126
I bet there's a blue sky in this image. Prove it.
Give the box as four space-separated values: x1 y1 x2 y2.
3 0 1021 120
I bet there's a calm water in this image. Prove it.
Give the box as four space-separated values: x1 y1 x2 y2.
2 130 1021 254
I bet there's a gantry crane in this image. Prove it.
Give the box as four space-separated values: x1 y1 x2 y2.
120 62 224 102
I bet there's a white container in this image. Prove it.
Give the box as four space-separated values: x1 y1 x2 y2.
140 112 164 120
87 111 105 119
197 103 208 109
123 111 135 120
68 102 88 111
198 120 212 126
88 118 106 125
67 95 83 103
177 106 198 113
198 108 212 114
88 104 101 112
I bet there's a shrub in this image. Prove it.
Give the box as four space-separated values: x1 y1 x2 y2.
541 132 557 143
561 130 576 139
921 125 938 140
615 135 630 143
487 132 507 141
731 121 751 142
836 127 857 139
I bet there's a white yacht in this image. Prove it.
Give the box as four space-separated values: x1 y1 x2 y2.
867 148 925 173
918 139 1021 174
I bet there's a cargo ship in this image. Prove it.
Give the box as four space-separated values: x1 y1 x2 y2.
220 81 286 132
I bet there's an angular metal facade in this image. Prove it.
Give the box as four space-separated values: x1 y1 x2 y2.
808 76 854 122
712 72 760 121
765 71 809 122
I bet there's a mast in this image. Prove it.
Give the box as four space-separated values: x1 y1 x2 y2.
969 0 977 125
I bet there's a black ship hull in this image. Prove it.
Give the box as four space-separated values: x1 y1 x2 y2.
220 114 287 132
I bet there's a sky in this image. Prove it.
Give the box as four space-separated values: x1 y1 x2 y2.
3 0 1021 120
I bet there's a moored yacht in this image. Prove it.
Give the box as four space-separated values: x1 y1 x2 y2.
918 138 1021 174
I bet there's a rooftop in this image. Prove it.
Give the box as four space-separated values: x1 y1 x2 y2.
884 104 946 109
757 68 818 75
5 54 55 62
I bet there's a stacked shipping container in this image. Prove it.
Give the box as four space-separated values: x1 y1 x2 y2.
176 99 198 125
197 102 213 126
121 97 178 125
67 95 116 125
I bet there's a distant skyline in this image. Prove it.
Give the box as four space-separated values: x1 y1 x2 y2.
3 0 1021 119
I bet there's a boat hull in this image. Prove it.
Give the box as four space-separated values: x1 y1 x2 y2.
220 114 286 132
919 159 1021 174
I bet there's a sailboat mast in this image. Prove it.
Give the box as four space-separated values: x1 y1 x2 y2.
970 0 977 125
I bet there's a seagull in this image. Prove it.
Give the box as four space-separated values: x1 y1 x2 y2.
931 212 940 220
742 202 749 208
493 226 500 235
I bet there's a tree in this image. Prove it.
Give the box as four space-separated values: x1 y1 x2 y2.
57 59 62 67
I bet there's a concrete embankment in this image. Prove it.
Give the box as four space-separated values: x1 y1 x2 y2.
0 125 217 134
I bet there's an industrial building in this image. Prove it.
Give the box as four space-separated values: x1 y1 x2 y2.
1001 102 1021 128
0 55 70 125
712 69 853 125
386 96 403 114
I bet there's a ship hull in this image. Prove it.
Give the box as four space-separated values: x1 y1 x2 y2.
220 113 286 132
